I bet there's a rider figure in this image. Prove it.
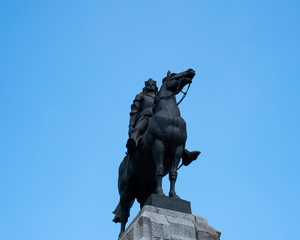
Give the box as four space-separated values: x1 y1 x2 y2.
126 78 157 154
126 78 200 163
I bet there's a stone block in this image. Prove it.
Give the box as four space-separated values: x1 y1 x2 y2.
119 204 221 240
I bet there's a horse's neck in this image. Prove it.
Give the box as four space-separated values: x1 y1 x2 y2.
157 86 180 116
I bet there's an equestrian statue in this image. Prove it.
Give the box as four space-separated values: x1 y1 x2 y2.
113 68 200 235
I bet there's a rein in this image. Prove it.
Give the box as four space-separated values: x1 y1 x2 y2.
177 83 191 105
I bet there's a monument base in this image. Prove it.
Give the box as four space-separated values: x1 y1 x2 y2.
143 194 192 214
119 205 221 240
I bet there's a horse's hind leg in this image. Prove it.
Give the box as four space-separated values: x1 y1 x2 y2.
152 139 165 196
169 145 183 198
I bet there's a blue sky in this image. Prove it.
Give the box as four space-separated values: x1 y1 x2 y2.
0 1 299 239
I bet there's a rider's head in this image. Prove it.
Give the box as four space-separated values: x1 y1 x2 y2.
143 78 158 92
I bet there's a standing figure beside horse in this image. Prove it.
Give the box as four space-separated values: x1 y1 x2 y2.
113 69 200 235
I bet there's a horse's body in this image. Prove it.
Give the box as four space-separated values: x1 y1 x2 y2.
113 69 196 235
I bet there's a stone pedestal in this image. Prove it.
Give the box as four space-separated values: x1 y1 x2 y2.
119 205 221 240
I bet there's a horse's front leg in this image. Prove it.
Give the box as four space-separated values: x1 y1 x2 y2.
169 145 183 198
152 139 165 196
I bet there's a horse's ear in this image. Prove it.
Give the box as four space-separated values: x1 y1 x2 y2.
167 70 171 77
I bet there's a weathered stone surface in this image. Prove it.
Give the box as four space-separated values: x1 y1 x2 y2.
119 205 221 240
194 221 221 240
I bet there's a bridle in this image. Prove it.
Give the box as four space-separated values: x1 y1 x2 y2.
155 77 191 106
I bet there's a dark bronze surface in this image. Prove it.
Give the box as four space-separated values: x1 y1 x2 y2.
113 69 200 235
143 194 192 214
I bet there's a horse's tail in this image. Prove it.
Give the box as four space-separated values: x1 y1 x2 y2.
112 202 122 223
112 199 135 223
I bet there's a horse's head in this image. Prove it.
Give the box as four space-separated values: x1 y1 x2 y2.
162 68 195 94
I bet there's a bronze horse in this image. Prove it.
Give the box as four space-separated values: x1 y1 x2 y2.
113 69 197 235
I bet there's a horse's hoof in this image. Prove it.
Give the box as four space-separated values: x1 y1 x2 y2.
155 189 165 196
118 231 124 239
169 192 180 199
